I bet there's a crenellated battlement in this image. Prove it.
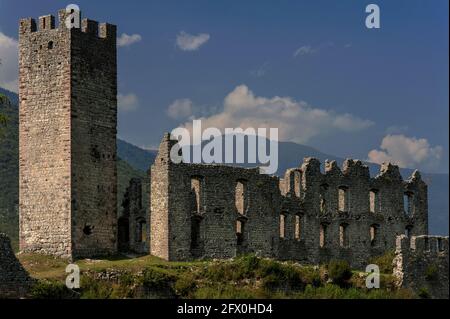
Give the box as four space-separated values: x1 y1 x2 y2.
397 235 449 255
19 9 116 42
394 235 449 298
18 8 118 259
287 157 423 184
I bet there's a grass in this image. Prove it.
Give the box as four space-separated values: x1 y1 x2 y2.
18 253 418 299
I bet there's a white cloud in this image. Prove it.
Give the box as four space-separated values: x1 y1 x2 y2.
0 32 18 92
177 85 374 144
176 31 210 51
117 33 142 47
368 134 443 171
118 93 139 112
167 98 194 120
293 42 334 57
293 45 317 57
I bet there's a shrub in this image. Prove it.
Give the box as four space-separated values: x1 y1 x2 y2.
425 265 438 281
235 254 260 277
258 260 304 291
418 287 431 299
80 275 113 299
141 267 173 290
175 274 197 297
369 250 395 274
30 280 77 299
327 260 352 287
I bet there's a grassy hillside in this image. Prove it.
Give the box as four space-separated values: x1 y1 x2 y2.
19 253 418 299
0 93 19 251
117 139 157 172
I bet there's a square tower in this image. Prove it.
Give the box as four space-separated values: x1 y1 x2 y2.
18 9 117 258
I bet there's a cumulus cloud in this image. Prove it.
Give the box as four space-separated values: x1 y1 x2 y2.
167 98 194 120
368 134 443 171
117 33 142 47
118 93 139 112
176 31 210 51
0 32 18 92
177 85 374 144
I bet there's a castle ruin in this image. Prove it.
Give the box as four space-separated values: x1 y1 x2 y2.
149 134 428 268
13 9 449 298
18 10 117 258
393 235 449 298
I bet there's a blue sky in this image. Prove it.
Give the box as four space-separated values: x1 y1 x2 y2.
0 0 448 173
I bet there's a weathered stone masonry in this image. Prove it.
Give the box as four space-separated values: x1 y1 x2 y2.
118 178 149 254
393 235 449 299
18 10 117 259
15 9 447 298
151 134 429 269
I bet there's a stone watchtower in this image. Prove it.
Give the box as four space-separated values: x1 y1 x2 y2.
18 9 117 258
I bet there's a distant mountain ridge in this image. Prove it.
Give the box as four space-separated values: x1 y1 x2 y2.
118 134 449 236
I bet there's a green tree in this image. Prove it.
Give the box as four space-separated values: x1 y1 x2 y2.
0 58 9 135
0 96 9 136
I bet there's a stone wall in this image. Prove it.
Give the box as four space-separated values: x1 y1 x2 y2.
393 235 449 299
18 10 117 259
0 233 34 298
150 134 429 269
119 178 149 254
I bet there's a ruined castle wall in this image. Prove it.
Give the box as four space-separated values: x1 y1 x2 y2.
150 135 279 261
280 159 429 268
150 134 430 268
0 233 34 298
169 164 280 260
119 178 148 254
393 235 449 299
19 11 117 259
19 15 73 257
150 138 172 260
69 17 118 258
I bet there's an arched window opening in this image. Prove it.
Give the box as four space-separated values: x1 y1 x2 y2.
370 224 379 247
338 186 349 212
280 213 287 239
340 223 349 248
236 179 248 215
320 223 328 248
369 189 379 213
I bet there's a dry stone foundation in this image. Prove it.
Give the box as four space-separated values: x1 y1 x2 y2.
393 235 449 299
0 233 34 298
18 10 117 259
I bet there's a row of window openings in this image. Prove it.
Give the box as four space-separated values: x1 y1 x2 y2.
320 187 415 215
193 178 415 216
191 178 249 215
279 216 413 249
423 238 446 252
191 216 417 251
